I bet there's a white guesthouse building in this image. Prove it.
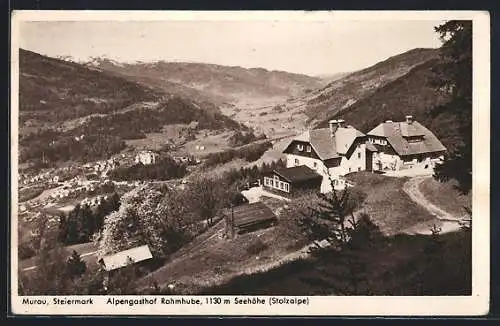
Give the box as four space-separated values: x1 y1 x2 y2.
267 115 447 196
282 119 367 193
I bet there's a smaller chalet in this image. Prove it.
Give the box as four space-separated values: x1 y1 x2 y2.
98 244 153 272
263 165 322 196
231 202 277 234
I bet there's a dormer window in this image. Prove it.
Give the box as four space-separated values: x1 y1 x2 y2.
297 144 304 151
405 136 424 143
306 145 311 152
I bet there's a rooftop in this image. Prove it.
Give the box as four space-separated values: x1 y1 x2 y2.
274 165 322 183
232 202 277 228
99 244 153 271
368 120 446 156
289 125 365 160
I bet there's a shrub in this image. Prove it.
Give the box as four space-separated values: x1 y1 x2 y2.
19 242 36 260
246 238 269 255
204 141 272 167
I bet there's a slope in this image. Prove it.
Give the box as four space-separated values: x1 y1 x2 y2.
18 50 249 169
85 58 326 107
284 48 441 127
19 49 163 134
315 54 462 154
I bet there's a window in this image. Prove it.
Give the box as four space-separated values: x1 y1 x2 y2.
306 145 311 152
358 167 361 172
284 183 289 192
297 144 304 151
357 152 361 159
349 167 351 173
294 158 299 165
313 162 317 168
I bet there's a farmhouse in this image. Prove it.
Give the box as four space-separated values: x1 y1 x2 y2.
282 119 367 193
367 115 446 172
262 165 322 197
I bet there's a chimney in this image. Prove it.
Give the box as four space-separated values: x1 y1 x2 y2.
385 120 393 123
329 120 338 136
405 115 414 124
336 119 345 128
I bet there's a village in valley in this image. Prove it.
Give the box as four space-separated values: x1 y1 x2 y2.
16 18 473 296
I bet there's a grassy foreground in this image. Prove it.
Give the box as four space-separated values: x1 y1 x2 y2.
201 230 471 296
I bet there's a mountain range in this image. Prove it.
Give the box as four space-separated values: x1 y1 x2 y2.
82 58 327 108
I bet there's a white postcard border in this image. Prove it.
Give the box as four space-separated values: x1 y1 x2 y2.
10 10 491 316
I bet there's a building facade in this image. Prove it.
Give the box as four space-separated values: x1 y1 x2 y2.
262 165 323 197
367 116 446 172
282 119 367 193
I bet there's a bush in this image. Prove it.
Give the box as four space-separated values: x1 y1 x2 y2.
19 242 36 260
246 238 269 255
204 141 272 167
272 105 285 113
228 131 267 147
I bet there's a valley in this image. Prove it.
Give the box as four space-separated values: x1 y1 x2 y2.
16 23 473 298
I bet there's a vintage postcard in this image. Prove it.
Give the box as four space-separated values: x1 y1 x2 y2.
10 10 490 316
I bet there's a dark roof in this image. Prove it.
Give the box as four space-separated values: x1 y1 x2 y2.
274 165 322 183
232 202 277 228
368 120 446 156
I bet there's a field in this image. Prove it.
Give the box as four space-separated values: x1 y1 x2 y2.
220 96 308 139
345 172 436 235
418 178 472 218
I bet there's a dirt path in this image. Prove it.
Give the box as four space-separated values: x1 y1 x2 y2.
402 176 463 234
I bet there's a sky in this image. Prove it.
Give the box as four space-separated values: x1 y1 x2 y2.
18 19 444 76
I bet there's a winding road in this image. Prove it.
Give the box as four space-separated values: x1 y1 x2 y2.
402 176 465 235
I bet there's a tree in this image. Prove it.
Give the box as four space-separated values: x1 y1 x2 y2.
296 177 387 295
20 244 71 295
106 258 141 295
186 176 230 226
65 250 87 278
432 21 472 194
298 185 367 250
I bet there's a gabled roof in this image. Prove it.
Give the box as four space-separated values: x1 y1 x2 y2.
335 127 365 155
288 126 365 160
368 120 446 156
274 165 322 183
99 244 153 271
232 202 277 228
